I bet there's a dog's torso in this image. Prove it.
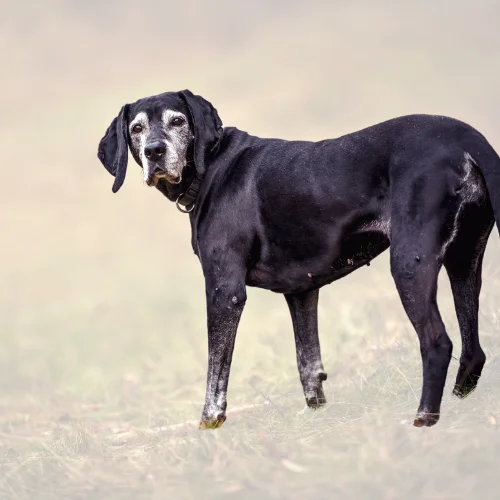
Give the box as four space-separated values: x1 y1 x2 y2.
193 114 487 294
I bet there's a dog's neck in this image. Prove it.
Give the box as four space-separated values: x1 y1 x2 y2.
175 170 203 211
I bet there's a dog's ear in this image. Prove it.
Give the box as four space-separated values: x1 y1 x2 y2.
179 90 223 175
97 105 129 193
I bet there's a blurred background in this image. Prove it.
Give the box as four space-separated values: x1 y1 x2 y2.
1 1 500 498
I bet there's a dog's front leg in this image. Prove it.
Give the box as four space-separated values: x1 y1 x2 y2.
199 273 247 430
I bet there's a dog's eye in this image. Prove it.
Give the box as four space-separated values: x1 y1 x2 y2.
132 124 143 133
171 117 184 126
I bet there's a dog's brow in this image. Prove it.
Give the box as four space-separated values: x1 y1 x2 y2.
162 109 187 124
130 111 148 127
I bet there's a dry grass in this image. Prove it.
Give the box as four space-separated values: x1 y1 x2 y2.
3 1 500 498
1 249 500 499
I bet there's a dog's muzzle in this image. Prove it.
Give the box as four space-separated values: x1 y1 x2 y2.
143 141 182 186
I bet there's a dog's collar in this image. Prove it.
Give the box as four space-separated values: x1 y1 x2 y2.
175 135 222 213
175 173 203 213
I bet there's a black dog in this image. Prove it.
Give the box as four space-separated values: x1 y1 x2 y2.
98 90 500 428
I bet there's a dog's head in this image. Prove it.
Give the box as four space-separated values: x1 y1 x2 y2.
97 90 223 193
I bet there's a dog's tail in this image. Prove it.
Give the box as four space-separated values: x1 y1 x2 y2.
465 130 500 234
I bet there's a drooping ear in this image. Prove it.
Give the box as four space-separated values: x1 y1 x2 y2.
179 90 223 175
97 104 130 193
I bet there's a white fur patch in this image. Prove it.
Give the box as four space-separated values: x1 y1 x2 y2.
161 109 187 125
161 109 193 178
129 111 151 183
204 391 227 420
439 151 484 258
462 152 481 202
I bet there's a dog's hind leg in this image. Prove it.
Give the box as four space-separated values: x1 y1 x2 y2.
391 240 452 427
444 206 493 399
389 169 457 428
285 289 327 408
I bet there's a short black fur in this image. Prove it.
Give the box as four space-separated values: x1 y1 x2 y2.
98 90 500 429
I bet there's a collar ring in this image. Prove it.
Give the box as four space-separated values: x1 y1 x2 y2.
176 193 195 213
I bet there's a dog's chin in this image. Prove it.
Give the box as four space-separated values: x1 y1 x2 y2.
145 170 183 186
164 174 182 185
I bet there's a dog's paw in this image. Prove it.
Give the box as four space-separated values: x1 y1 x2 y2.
303 370 327 409
452 376 480 399
199 414 226 430
413 411 440 427
306 397 326 409
305 389 327 409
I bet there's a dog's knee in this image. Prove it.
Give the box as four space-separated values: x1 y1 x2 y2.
207 282 247 311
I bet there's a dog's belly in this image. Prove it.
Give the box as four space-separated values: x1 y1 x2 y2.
246 230 390 294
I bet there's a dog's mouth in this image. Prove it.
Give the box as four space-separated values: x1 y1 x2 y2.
145 170 182 186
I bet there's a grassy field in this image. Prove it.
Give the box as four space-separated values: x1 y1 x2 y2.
2 1 500 498
2 240 500 499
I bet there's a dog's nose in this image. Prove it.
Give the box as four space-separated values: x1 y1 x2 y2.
144 142 166 162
